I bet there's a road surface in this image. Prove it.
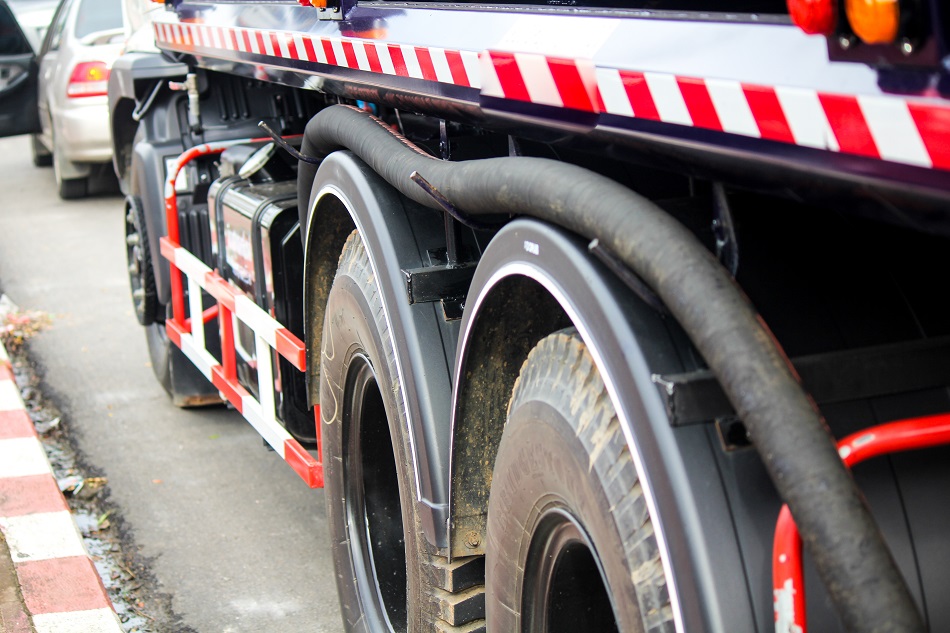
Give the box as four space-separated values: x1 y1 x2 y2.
0 135 342 632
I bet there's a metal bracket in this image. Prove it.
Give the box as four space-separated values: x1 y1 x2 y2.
402 264 477 306
712 183 738 277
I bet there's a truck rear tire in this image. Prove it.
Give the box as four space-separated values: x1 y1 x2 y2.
320 230 436 632
486 330 674 633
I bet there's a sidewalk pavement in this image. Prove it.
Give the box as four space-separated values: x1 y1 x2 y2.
0 341 122 633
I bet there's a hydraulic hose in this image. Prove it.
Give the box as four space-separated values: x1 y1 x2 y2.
297 104 923 633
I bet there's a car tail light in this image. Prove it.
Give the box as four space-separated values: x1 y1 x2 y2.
844 0 899 44
66 61 110 98
787 0 837 35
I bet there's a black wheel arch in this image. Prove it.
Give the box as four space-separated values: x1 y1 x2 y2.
449 218 754 633
304 150 461 551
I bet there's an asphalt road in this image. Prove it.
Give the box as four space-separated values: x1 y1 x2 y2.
0 135 342 632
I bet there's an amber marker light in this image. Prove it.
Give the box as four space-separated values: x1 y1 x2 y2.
845 0 900 44
787 0 837 35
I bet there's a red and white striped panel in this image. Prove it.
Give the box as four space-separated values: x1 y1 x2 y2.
153 22 481 89
159 239 321 488
153 20 950 171
482 53 950 171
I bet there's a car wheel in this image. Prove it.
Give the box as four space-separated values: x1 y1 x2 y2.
486 329 675 633
31 134 52 167
125 195 158 326
52 131 88 200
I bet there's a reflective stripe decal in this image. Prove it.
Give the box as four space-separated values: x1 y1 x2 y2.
155 20 950 172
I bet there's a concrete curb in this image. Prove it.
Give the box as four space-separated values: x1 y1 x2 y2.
0 341 122 633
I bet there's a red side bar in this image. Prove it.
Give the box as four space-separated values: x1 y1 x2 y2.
275 328 306 372
773 413 950 633
284 439 323 488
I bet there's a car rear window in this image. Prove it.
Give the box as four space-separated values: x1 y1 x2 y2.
74 0 122 39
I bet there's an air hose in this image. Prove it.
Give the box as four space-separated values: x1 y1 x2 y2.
297 104 922 633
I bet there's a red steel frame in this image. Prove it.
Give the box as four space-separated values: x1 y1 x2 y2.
773 412 950 633
158 138 323 488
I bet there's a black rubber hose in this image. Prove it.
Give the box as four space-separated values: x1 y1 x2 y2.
297 105 923 633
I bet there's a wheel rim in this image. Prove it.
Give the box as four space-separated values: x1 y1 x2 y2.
522 507 620 633
343 355 408 632
124 197 148 324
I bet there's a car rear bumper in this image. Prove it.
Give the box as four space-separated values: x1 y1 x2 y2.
55 98 112 164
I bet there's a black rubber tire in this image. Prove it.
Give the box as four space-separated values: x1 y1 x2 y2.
321 230 443 633
31 134 52 167
125 195 158 326
486 330 674 633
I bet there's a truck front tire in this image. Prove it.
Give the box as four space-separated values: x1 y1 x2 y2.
486 330 674 633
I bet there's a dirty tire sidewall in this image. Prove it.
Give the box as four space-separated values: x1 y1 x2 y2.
486 330 674 633
321 231 426 633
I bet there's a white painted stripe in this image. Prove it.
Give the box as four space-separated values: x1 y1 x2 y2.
352 41 371 71
596 68 634 117
776 87 839 151
859 96 932 167
178 334 215 382
241 397 290 456
233 296 278 347
172 24 183 46
429 48 454 84
277 32 291 59
331 39 348 67
0 437 51 478
460 50 481 89
262 31 276 57
248 30 261 55
515 53 562 107
401 45 423 79
0 379 21 411
376 43 395 75
312 36 327 64
211 26 223 50
293 34 308 61
255 335 277 426
0 512 86 561
187 277 206 352
706 78 760 138
479 52 504 98
644 73 692 126
173 248 212 285
235 28 248 53
196 25 207 48
33 608 123 633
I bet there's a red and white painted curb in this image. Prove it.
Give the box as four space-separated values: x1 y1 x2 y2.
0 341 122 633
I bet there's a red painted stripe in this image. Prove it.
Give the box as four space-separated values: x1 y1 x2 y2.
229 28 241 51
743 84 795 144
415 47 438 81
489 51 530 102
241 29 253 53
159 237 177 263
677 77 723 131
445 50 469 87
322 39 337 66
255 31 267 55
618 71 660 121
203 272 236 311
908 103 950 170
270 33 282 57
275 329 306 372
389 44 408 76
364 42 382 74
818 93 880 158
216 27 226 50
17 556 112 615
547 57 596 113
286 33 299 60
302 35 317 62
313 405 323 464
182 24 192 47
284 439 323 488
165 320 184 348
0 410 34 440
0 475 69 517
341 40 359 68
211 366 246 413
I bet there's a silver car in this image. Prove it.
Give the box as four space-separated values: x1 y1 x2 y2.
33 0 124 198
